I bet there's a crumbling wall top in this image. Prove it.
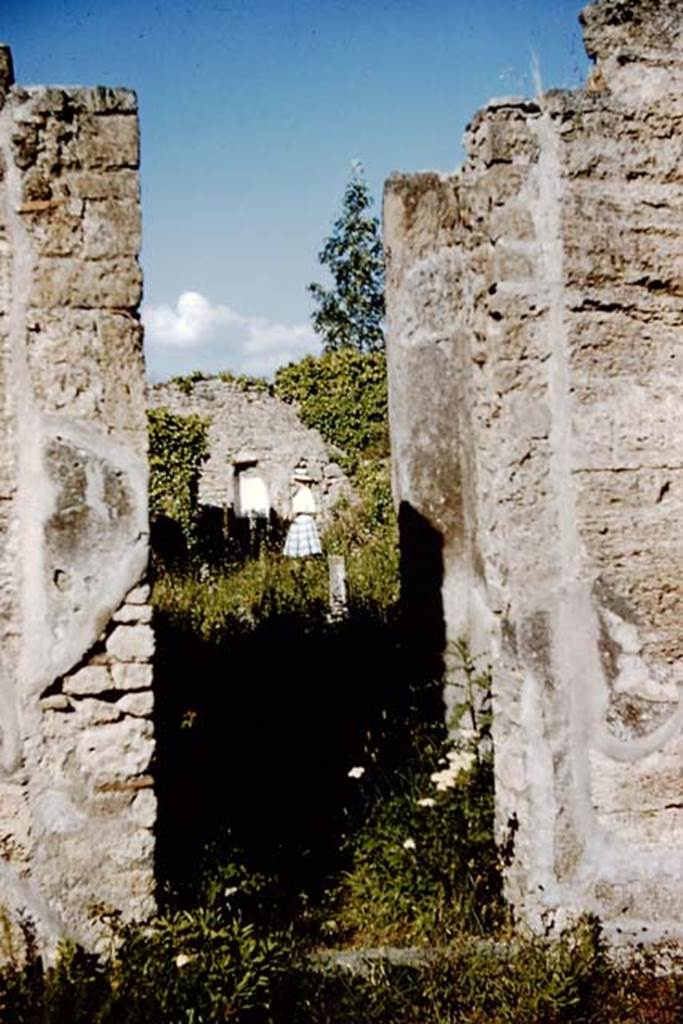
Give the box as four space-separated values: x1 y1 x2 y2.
0 43 14 105
581 0 683 61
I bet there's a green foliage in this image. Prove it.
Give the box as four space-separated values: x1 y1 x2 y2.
4 913 681 1024
287 919 602 1024
153 554 329 643
274 348 388 462
330 654 502 946
109 905 288 1023
170 369 209 395
148 406 210 549
218 370 273 394
324 460 399 614
169 370 273 395
295 915 682 1024
152 457 400 641
0 906 289 1024
308 163 384 354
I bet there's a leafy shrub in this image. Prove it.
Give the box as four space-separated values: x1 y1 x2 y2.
170 369 210 394
109 905 288 1023
0 902 289 1024
274 349 388 464
322 458 399 615
148 406 210 550
330 658 502 946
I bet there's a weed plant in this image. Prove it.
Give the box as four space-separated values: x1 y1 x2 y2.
153 551 329 643
2 907 682 1023
326 650 502 947
0 907 289 1024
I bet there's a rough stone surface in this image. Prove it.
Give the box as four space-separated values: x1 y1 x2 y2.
106 624 155 662
385 0 683 947
109 661 154 692
125 583 150 604
118 691 154 718
62 665 112 697
113 602 152 623
148 378 353 523
0 54 154 954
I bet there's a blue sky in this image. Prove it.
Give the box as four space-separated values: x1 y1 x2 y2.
3 0 589 380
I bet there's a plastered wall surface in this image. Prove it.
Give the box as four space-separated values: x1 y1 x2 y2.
149 378 352 521
385 0 683 945
0 48 155 952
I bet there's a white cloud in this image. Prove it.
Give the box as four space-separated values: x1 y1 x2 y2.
143 291 242 348
142 291 320 379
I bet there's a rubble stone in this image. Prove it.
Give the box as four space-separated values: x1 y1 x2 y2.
106 624 155 662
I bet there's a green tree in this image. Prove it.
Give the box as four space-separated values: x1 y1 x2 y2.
308 163 385 353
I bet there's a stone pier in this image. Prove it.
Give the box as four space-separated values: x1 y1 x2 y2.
0 47 155 952
385 0 683 945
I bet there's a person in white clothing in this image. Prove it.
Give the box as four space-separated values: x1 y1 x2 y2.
283 473 322 557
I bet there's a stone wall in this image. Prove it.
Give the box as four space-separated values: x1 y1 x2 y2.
385 0 683 946
149 378 351 523
0 47 154 952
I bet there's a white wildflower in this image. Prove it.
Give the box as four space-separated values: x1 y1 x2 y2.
347 766 365 779
417 797 436 808
175 953 192 968
446 749 476 773
430 767 458 791
430 749 475 791
403 837 416 850
224 886 239 898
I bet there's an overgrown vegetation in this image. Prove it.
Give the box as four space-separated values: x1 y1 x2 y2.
274 348 388 469
0 904 289 1024
148 406 209 550
166 349 388 474
329 654 502 947
3 831 682 1023
170 369 273 396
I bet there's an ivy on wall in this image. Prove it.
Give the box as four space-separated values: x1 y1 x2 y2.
148 406 210 547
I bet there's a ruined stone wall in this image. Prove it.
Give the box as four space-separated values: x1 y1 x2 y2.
385 0 683 946
149 378 351 522
0 48 154 952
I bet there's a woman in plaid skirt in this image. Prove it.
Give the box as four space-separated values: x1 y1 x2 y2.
283 474 322 557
